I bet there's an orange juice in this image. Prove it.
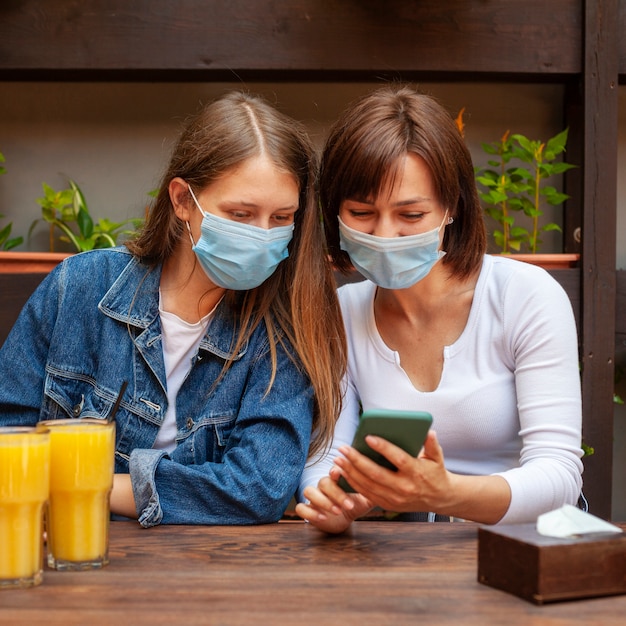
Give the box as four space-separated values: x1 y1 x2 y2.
41 419 115 570
0 427 50 589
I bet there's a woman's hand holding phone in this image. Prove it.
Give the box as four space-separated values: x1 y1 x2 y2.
337 410 432 492
296 410 434 532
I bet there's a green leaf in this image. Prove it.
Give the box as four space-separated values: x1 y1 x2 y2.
542 222 562 233
493 231 505 249
484 206 502 220
581 442 595 457
69 179 88 211
54 219 81 252
76 206 94 239
476 174 498 188
96 233 117 248
500 215 515 227
510 226 529 238
545 128 569 156
550 162 577 175
3 236 23 251
543 190 569 206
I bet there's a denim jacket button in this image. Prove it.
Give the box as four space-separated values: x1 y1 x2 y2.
186 417 193 430
73 394 85 417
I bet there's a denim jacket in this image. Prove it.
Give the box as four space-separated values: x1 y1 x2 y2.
0 248 313 527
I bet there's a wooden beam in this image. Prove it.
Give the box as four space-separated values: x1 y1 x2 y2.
617 270 626 350
621 0 626 78
580 0 619 520
0 0 582 80
563 80 584 255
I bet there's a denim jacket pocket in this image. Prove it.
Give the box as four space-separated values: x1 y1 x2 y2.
42 369 114 420
175 412 236 465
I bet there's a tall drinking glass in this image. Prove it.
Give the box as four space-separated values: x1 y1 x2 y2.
0 427 50 589
39 418 115 571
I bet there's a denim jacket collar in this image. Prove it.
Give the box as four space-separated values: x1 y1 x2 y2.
98 255 248 362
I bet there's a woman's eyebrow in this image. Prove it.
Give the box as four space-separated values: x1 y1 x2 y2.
220 200 298 212
393 197 431 207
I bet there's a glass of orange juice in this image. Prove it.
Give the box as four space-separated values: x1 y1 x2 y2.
0 426 50 589
38 418 115 571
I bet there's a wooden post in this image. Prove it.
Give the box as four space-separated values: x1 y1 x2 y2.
580 0 619 519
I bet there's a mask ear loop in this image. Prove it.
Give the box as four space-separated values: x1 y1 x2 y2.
439 210 454 230
185 184 204 247
185 221 196 247
439 212 453 253
187 184 200 208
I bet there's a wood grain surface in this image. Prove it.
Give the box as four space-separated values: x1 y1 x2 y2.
1 521 624 625
0 0 583 78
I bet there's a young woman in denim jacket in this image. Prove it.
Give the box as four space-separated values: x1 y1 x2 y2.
297 85 583 531
0 91 346 527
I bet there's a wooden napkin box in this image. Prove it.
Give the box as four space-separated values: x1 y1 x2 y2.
477 523 626 604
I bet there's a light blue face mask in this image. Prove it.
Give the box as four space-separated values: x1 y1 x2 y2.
338 213 451 290
187 186 294 290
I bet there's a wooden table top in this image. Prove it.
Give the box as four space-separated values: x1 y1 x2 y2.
2 520 625 625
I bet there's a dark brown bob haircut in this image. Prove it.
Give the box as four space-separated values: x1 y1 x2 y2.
320 84 486 279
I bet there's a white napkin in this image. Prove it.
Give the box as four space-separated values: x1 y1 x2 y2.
536 504 623 538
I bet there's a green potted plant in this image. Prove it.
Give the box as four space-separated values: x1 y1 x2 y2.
0 152 23 252
475 128 577 262
0 214 23 252
0 151 32 270
0 174 145 345
455 110 579 269
0 174 144 273
30 179 143 253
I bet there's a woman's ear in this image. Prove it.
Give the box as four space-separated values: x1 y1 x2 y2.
169 178 192 221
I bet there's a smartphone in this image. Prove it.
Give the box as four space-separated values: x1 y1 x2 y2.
337 409 433 493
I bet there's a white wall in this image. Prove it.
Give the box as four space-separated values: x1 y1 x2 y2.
0 81 564 252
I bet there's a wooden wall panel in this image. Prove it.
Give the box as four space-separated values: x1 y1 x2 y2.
617 270 626 350
0 0 582 79
580 0 619 520
621 0 626 78
0 274 47 348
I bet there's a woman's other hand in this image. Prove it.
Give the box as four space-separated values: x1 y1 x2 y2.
295 473 373 534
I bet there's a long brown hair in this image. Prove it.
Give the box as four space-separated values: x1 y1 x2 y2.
127 91 346 456
320 84 486 279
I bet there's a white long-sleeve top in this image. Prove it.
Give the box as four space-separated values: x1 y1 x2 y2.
299 254 584 524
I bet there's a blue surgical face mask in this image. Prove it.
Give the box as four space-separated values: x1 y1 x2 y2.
186 186 294 290
338 213 451 289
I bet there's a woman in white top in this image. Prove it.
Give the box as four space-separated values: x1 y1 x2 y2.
297 85 583 531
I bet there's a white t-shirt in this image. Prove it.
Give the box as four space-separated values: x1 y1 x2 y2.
153 299 215 452
299 254 584 524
